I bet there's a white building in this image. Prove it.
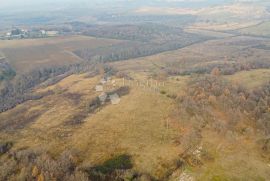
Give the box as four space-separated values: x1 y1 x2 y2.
46 31 59 37
109 93 121 105
98 92 107 103
95 85 103 92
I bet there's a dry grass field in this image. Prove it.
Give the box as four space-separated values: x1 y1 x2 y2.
0 70 188 179
0 35 123 73
224 69 270 90
1 29 270 180
1 46 270 179
111 35 270 75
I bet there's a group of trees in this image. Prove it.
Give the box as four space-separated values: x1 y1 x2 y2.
74 38 208 63
166 59 270 76
0 146 153 181
177 74 270 135
94 15 196 27
0 62 98 113
0 59 16 81
0 148 88 181
74 24 210 63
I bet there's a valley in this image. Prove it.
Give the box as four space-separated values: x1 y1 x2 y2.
0 1 270 181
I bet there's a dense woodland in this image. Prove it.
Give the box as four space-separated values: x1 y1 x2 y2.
74 24 211 62
0 63 98 113
0 147 141 181
175 73 270 156
95 15 196 26
178 74 270 132
166 57 270 76
0 59 16 81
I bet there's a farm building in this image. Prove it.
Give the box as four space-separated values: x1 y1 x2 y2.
109 93 121 105
95 85 103 92
98 92 107 103
46 31 59 37
100 78 107 84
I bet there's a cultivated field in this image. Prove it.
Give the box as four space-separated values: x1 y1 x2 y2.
0 35 123 73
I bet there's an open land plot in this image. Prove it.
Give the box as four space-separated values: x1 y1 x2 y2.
111 36 270 74
224 69 270 90
0 35 123 73
1 32 270 180
0 72 186 179
238 21 270 37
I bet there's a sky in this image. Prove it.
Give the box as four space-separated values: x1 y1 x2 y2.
0 0 267 12
0 0 229 8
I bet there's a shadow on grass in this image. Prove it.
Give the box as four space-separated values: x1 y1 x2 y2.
86 154 133 180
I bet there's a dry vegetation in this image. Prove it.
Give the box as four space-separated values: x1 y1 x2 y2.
1 55 269 180
238 21 270 37
1 19 270 180
0 35 122 73
224 69 270 90
111 36 270 77
0 71 186 180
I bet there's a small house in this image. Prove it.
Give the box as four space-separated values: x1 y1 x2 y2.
98 92 107 103
95 85 103 92
109 93 120 105
46 31 59 37
100 78 107 84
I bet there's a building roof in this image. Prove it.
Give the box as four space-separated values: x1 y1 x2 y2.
98 92 107 103
100 78 107 84
109 93 120 105
95 85 103 92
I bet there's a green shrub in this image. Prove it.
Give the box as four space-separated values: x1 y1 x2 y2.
0 141 13 156
160 90 166 95
93 154 132 174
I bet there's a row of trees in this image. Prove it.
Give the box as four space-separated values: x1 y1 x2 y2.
0 62 98 113
75 23 210 63
166 59 270 76
74 35 208 63
0 59 16 81
0 147 154 181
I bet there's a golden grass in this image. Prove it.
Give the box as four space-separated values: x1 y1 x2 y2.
239 21 270 37
195 130 270 181
70 86 181 178
0 71 186 179
0 35 123 73
0 35 121 49
224 69 270 90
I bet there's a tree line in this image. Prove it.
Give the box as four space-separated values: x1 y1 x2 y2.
0 62 98 113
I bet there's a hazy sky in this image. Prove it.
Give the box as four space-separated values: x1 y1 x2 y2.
0 0 266 11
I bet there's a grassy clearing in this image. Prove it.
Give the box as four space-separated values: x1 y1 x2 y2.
0 71 186 179
239 21 270 37
196 132 270 181
70 84 182 178
224 69 270 90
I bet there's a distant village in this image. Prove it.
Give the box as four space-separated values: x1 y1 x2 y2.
0 28 59 40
